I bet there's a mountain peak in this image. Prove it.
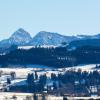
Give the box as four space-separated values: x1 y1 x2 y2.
29 31 77 46
17 28 26 32
9 28 32 45
37 31 58 35
0 28 32 47
38 31 47 33
11 28 31 38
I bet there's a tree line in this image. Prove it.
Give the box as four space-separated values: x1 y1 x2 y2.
0 46 76 67
1 45 100 67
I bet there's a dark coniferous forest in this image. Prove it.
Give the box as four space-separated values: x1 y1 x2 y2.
1 46 100 67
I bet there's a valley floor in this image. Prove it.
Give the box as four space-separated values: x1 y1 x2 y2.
0 64 100 99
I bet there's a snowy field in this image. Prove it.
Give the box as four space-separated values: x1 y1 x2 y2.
0 92 63 100
0 64 99 99
59 64 100 72
0 68 33 78
73 64 99 71
0 64 99 85
0 64 99 79
0 92 100 100
0 92 34 100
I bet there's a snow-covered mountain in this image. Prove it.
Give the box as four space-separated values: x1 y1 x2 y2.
30 32 100 46
29 31 78 46
1 28 100 48
0 28 32 47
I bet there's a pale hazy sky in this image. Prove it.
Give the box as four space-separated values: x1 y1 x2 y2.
0 0 100 40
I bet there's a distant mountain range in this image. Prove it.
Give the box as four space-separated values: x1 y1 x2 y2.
29 31 78 46
1 28 100 48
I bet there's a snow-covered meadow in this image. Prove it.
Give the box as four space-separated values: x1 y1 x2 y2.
0 64 99 99
0 64 99 85
63 64 100 72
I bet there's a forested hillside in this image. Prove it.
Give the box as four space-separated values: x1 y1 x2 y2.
1 46 100 68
